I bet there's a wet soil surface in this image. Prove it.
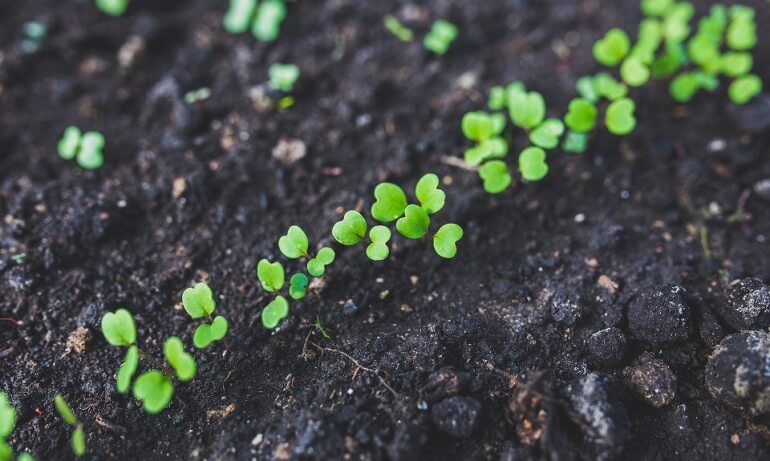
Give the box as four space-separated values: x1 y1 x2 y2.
2 0 770 459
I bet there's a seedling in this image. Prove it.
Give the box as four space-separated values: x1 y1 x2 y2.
269 63 300 93
620 56 650 87
332 211 367 246
518 147 549 182
529 118 564 149
132 370 173 414
289 273 309 299
57 126 105 170
277 225 336 276
384 15 413 42
433 224 464 259
261 295 289 329
95 0 129 16
508 86 546 129
605 98 637 135
1 393 34 461
562 131 589 154
729 74 762 105
223 0 288 42
564 98 598 133
461 111 507 165
478 160 511 194
366 226 391 261
182 282 229 349
423 19 458 55
593 28 630 66
164 337 197 382
726 6 756 50
641 0 673 16
54 395 85 457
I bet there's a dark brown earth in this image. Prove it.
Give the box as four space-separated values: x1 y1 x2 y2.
2 0 770 459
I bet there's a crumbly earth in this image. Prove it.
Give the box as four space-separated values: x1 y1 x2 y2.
1 0 770 460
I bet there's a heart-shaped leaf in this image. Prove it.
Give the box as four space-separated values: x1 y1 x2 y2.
396 205 430 239
563 131 589 154
210 316 228 339
592 72 628 101
729 74 762 105
620 57 650 87
719 52 753 78
193 316 229 349
101 309 136 347
433 223 464 259
252 0 287 42
461 112 504 141
529 118 565 149
278 225 309 259
116 345 139 394
518 147 549 182
593 28 630 66
58 126 81 160
132 370 174 414
96 0 130 16
478 160 511 194
223 0 257 33
262 295 289 329
54 394 77 426
371 183 407 222
508 88 546 129
415 173 446 214
641 0 673 16
605 98 637 135
257 259 285 292
269 63 300 92
464 137 508 166
289 273 309 299
164 337 197 382
332 210 368 245
366 226 391 261
307 247 335 276
564 98 598 133
77 131 105 170
182 282 216 319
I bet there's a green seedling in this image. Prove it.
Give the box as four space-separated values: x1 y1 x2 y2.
669 71 717 103
95 0 129 16
307 247 335 277
564 98 598 133
184 87 211 104
261 295 289 329
726 6 756 50
620 56 650 87
1 392 34 461
433 224 463 259
591 73 628 101
332 210 367 246
277 225 336 276
117 345 138 394
224 0 257 33
562 131 589 154
488 86 506 110
366 226 391 261
518 147 548 182
593 28 630 66
719 52 752 78
289 273 309 299
371 183 408 222
182 282 229 349
729 74 762 105
396 205 430 239
662 2 694 42
650 41 686 78
101 308 136 347
20 21 47 53
423 19 458 55
508 86 546 129
415 173 446 214
223 0 287 41
133 370 173 414
529 118 564 149
605 98 637 135
257 259 285 292
57 126 105 170
269 63 299 92
478 160 511 194
461 111 507 165
384 15 413 42
163 337 197 382
641 0 672 16
54 395 85 457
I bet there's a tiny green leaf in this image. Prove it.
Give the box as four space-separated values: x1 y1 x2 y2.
423 19 458 55
464 138 508 165
563 131 589 154
729 74 762 105
54 394 77 426
95 0 129 16
564 98 598 133
640 0 672 16
278 225 309 259
269 63 300 92
0 393 16 438
592 28 630 66
223 0 257 34
182 282 216 319
720 52 753 78
262 295 289 329
289 273 309 299
193 316 229 349
592 73 628 101
461 112 501 141
529 118 565 149
478 160 511 194
366 225 391 261
663 3 694 42
576 76 599 103
488 86 506 110
670 72 700 102
518 147 549 182
307 247 335 276
384 15 413 42
371 183 408 222
116 345 139 394
727 12 757 50
77 131 105 170
620 57 650 87
605 98 637 135
396 205 430 239
415 173 446 214
508 88 546 129
257 259 285 292
101 309 136 347
164 337 197 382
71 426 86 457
332 210 368 245
433 223 463 259
133 370 174 414
252 0 287 42
58 126 81 160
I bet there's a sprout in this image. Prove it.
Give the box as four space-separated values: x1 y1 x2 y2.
269 63 300 93
605 98 637 135
726 6 757 51
278 226 309 259
423 19 458 55
132 370 173 414
101 308 136 347
371 183 408 222
588 73 628 101
507 87 546 129
729 74 762 105
478 160 511 194
257 259 285 292
384 15 413 42
223 0 287 41
289 273 309 300
488 86 506 110
223 0 257 33
57 126 105 170
366 226 392 261
192 316 228 349
592 28 630 66
414 173 446 214
662 2 694 43
261 295 289 329
95 0 129 16
620 56 650 87
518 147 549 182
640 0 673 17
529 118 564 149
395 205 430 239
461 111 507 165
307 247 335 276
182 282 228 349
332 211 367 246
54 395 85 457
719 52 753 78
163 337 197 382
562 131 589 154
650 42 686 77
564 98 598 133
0 392 28 461
433 224 463 259
116 345 138 394
669 71 717 103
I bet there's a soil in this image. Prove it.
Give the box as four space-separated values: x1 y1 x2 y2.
1 0 770 460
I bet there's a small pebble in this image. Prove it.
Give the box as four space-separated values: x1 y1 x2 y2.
587 327 626 369
706 331 770 416
623 353 677 407
717 278 770 331
627 285 693 345
430 396 481 438
754 179 770 201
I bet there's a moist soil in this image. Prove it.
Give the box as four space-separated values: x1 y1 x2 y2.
2 0 770 460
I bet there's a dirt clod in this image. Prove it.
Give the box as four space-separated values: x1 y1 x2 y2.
627 285 693 345
587 327 626 369
623 353 677 408
430 396 481 438
566 373 630 456
717 278 770 331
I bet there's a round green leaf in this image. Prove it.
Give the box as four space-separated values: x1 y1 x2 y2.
605 98 637 135
257 259 285 292
415 173 446 214
278 225 309 259
720 52 753 78
132 370 174 414
262 295 289 329
433 223 463 259
332 210 367 245
366 226 391 261
54 394 77 426
210 316 228 340
223 0 257 34
269 63 300 92
371 183 407 222
95 0 129 16
620 57 650 87
529 119 565 149
396 205 430 239
461 112 495 141
564 98 598 133
101 309 136 347
58 126 81 160
182 282 216 319
117 345 139 394
252 0 287 42
508 88 546 129
478 160 511 194
593 28 630 66
518 147 549 182
289 273 309 299
563 131 589 154
164 337 197 382
71 425 86 457
729 74 762 105
593 73 628 101
307 247 335 276
641 0 672 16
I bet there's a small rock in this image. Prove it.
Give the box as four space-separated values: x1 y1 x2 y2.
717 278 770 331
587 327 626 369
566 373 630 454
754 179 770 201
627 285 693 345
550 293 583 326
698 309 725 348
430 396 481 438
705 330 770 416
342 299 359 316
272 138 306 166
65 326 91 354
623 353 677 407
421 368 469 403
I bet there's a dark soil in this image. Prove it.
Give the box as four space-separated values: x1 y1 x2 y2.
2 0 770 459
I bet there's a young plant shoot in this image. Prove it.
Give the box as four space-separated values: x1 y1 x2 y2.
54 395 85 457
384 15 413 42
268 63 300 93
95 0 129 16
182 282 229 349
423 19 458 55
223 0 288 42
57 126 105 170
1 393 34 461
